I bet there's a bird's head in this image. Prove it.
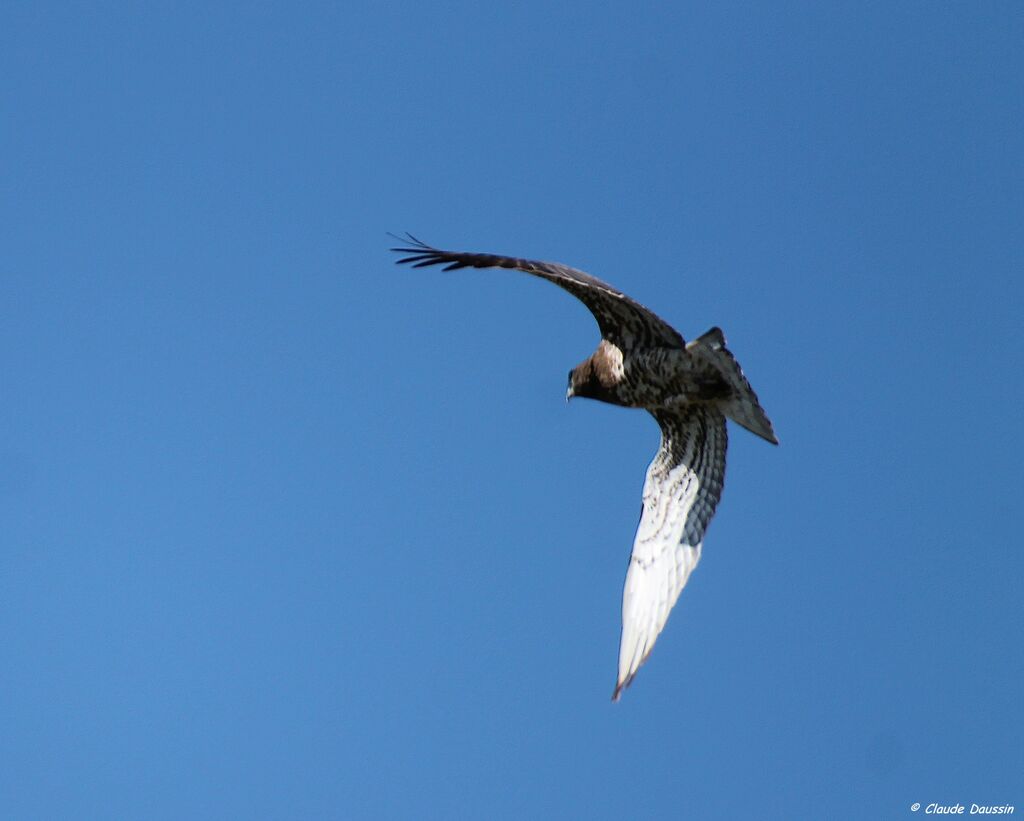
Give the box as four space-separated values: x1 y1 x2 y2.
567 358 622 405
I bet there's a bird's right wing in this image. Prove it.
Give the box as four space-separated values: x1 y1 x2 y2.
390 234 685 351
614 405 728 700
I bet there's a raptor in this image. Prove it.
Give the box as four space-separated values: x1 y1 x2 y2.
391 235 777 700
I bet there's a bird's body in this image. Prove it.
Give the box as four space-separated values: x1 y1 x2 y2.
574 342 723 408
391 235 777 700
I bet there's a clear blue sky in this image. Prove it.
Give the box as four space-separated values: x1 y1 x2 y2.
2 3 1021 819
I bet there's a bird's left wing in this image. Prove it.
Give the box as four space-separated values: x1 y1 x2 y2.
390 235 685 351
614 405 728 700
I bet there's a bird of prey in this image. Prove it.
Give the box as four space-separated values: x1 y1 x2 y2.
391 235 777 700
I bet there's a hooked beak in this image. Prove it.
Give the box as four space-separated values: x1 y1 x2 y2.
566 385 575 402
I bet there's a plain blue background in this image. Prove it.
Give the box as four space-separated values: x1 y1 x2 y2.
2 3 1021 818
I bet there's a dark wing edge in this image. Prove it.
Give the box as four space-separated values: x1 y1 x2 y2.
389 233 685 350
613 405 728 700
390 232 622 288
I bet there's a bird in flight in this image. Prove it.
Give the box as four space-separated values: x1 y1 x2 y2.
391 235 777 700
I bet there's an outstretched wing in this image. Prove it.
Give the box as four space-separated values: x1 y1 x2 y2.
614 405 728 700
390 234 685 351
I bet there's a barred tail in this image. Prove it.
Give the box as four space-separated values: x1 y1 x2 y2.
687 327 778 445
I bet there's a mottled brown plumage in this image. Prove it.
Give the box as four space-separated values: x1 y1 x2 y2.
568 340 629 405
391 235 777 699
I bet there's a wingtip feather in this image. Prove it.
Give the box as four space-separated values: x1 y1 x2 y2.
388 232 435 259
